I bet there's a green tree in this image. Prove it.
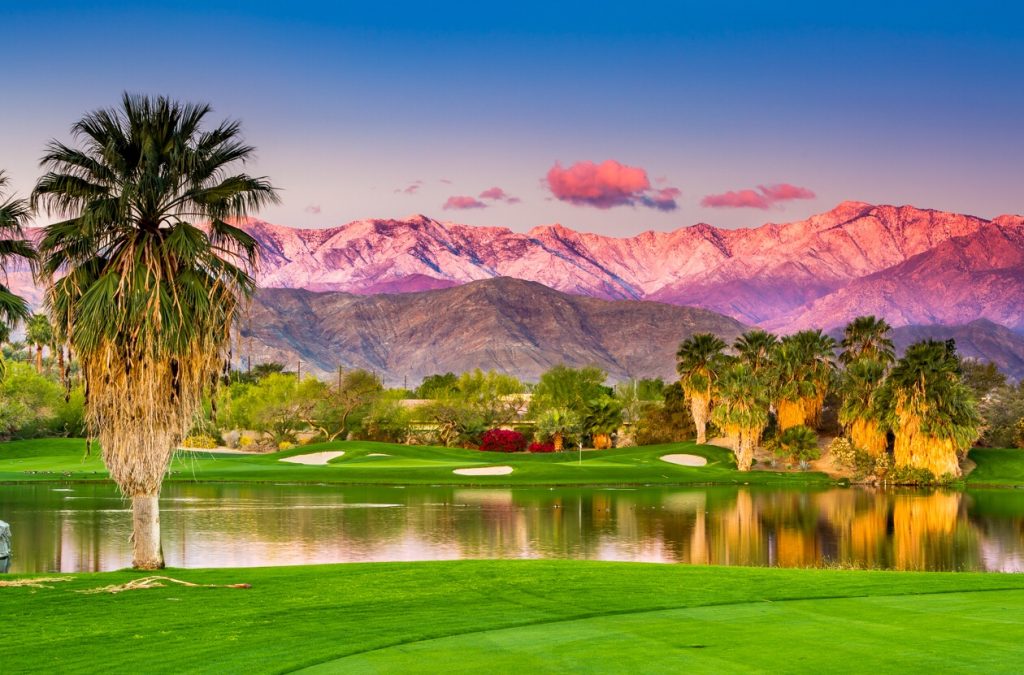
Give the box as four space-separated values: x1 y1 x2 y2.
298 369 383 441
712 363 770 471
32 93 277 569
25 313 52 374
876 340 982 478
0 171 36 382
452 369 527 427
529 365 609 418
772 330 836 430
839 315 895 366
415 372 458 398
960 360 1007 399
676 333 727 444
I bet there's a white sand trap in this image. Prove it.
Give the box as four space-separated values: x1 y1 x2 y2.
660 453 708 467
280 451 346 465
367 453 390 457
453 466 514 476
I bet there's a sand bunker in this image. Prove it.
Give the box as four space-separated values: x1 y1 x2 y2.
280 451 346 465
659 453 708 467
452 466 514 476
367 453 391 457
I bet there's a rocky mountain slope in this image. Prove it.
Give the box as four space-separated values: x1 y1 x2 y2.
240 278 748 383
233 202 1022 330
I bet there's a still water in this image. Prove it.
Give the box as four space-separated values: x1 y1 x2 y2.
2 483 1023 573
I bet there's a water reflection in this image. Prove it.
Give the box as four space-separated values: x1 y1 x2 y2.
1 483 1022 573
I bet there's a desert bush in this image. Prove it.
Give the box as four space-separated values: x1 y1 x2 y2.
828 437 857 467
181 434 218 449
278 441 295 451
479 429 527 453
528 441 556 453
885 465 939 486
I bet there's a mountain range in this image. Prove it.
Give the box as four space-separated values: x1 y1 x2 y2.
238 201 1024 331
7 201 1024 381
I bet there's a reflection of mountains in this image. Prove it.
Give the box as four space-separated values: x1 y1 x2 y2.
7 484 1024 573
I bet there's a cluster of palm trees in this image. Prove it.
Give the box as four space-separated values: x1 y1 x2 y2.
677 316 982 478
0 93 277 568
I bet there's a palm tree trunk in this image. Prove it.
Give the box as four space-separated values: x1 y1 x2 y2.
131 493 165 569
553 432 563 452
35 344 43 373
691 395 709 444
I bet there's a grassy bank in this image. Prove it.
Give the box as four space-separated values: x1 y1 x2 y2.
1 560 1023 673
965 448 1024 487
0 438 833 487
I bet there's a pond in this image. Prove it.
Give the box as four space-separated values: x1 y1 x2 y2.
2 483 1023 573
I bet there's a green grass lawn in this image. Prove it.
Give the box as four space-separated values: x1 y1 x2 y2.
967 448 1024 487
2 560 1023 673
0 438 833 487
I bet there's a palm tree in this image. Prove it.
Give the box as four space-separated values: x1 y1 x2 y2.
676 333 727 444
776 425 819 465
0 171 36 381
25 313 52 373
32 93 278 569
733 329 778 374
840 316 895 365
537 407 581 452
712 363 770 471
770 330 836 431
838 357 889 457
584 396 623 449
876 340 981 478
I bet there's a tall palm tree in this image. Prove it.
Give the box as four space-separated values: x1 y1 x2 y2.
25 313 52 373
770 339 815 431
876 340 981 478
712 363 770 471
733 329 778 375
0 171 36 381
838 357 889 457
676 333 727 444
32 93 277 569
840 315 895 366
791 329 837 428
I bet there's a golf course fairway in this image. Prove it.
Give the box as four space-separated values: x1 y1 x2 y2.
2 560 1023 673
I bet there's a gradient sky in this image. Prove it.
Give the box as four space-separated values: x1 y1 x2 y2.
3 1 1023 235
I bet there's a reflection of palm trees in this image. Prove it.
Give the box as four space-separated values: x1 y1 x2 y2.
893 491 964 570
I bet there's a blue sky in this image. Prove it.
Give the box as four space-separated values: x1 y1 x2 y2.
2 1 1022 234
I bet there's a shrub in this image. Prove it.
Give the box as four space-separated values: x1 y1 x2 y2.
828 437 857 467
528 441 556 453
479 429 527 453
239 435 255 449
181 434 218 449
278 441 295 451
886 465 938 485
774 425 820 464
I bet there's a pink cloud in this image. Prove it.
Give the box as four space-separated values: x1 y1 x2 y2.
546 160 679 210
443 195 488 210
394 180 424 195
304 205 322 215
701 183 816 209
439 178 453 184
478 186 521 204
759 183 816 201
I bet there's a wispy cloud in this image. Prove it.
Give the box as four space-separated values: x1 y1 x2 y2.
394 180 424 195
701 183 816 209
304 205 322 215
443 195 488 210
478 186 521 204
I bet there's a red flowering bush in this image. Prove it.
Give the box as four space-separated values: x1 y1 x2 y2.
528 441 556 453
479 429 527 453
